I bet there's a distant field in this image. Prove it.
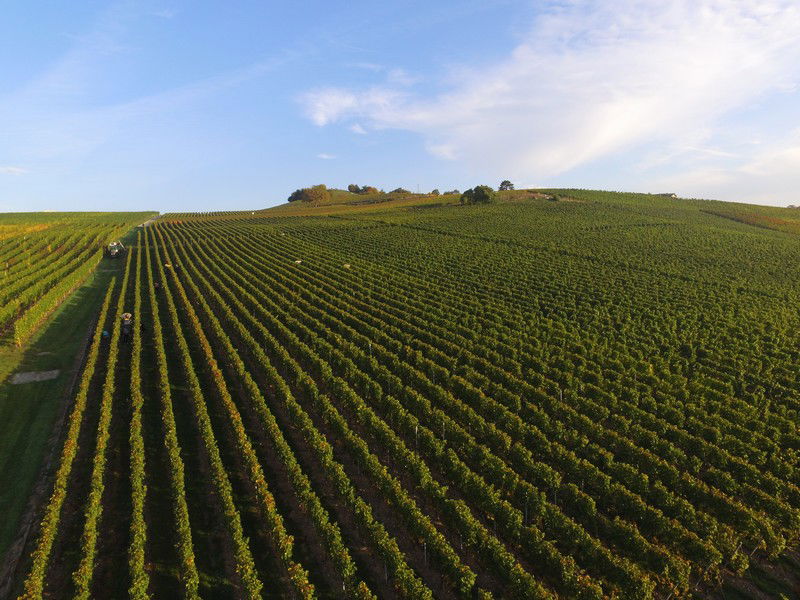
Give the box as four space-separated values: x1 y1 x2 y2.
5 193 800 599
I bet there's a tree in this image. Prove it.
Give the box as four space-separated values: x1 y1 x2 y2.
343 184 381 194
287 184 331 203
443 189 460 195
499 180 514 191
460 185 496 205
390 187 411 194
430 189 440 196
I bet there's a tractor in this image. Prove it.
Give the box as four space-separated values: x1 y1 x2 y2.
105 241 126 258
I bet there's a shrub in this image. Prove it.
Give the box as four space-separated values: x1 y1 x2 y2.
288 184 332 203
460 185 496 205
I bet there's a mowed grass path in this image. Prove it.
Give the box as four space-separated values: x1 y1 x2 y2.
0 228 138 558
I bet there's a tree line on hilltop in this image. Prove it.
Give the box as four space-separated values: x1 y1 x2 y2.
287 180 515 203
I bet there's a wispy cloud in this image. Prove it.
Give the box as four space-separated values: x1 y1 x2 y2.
0 166 28 175
317 153 336 159
152 8 177 19
349 62 384 72
301 87 406 127
300 0 800 190
386 68 419 86
653 129 800 204
349 123 367 135
0 4 292 166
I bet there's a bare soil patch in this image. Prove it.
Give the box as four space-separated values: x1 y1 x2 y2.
9 370 60 385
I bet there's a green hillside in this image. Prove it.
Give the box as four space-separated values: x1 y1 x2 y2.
5 192 799 599
265 189 800 597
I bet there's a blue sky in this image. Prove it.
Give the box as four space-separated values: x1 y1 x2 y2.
1 1 800 212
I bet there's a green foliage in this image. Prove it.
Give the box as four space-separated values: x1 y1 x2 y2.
128 237 149 599
0 212 153 346
430 189 440 195
144 228 200 598
12 251 103 346
19 282 116 600
159 225 395 598
288 184 332 203
390 187 411 194
19 190 800 600
343 184 380 195
153 225 315 598
460 185 496 204
150 231 263 599
72 248 134 600
499 180 514 191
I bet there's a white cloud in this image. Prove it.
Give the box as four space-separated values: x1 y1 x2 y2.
152 9 177 19
301 87 406 127
300 0 800 192
740 135 800 177
652 130 800 205
317 153 336 159
302 89 358 126
425 142 457 160
386 68 418 86
349 123 367 135
0 166 28 175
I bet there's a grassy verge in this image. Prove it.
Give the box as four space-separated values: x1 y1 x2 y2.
0 227 140 559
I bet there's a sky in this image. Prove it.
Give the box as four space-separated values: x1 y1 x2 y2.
1 1 800 212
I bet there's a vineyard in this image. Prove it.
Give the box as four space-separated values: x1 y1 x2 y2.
5 191 800 598
0 212 156 582
0 213 155 350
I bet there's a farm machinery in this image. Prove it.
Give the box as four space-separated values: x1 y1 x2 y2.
104 240 126 258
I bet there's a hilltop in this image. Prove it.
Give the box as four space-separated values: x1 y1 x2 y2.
267 186 800 235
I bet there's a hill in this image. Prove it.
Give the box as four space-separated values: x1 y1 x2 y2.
4 192 799 599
